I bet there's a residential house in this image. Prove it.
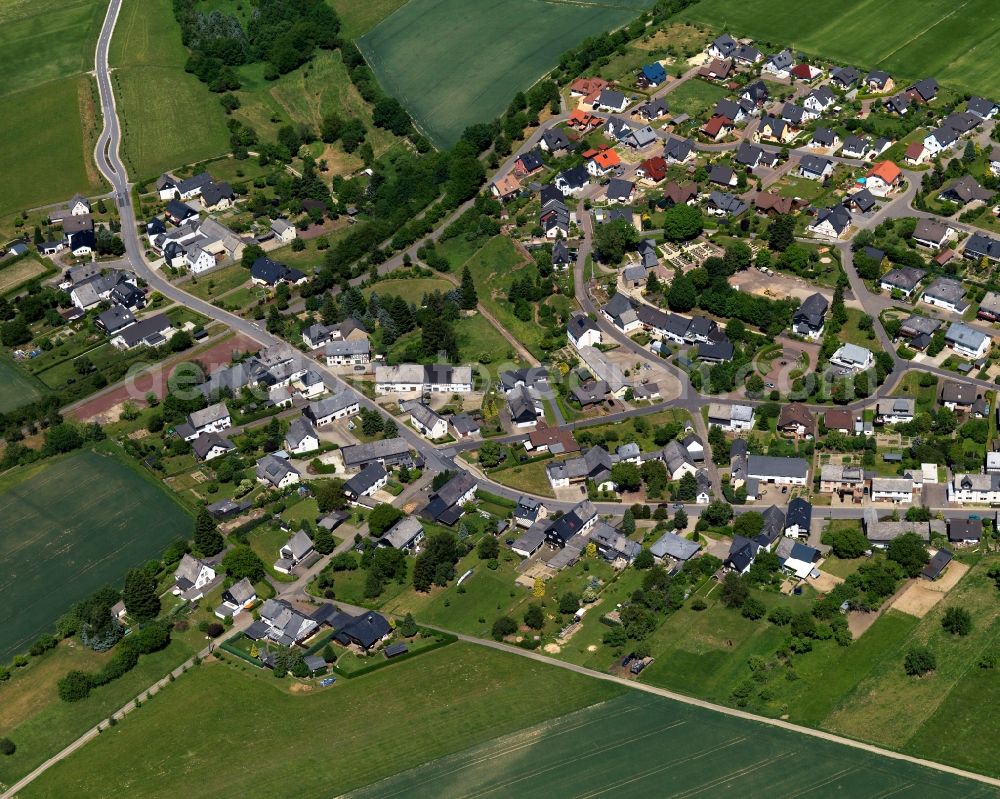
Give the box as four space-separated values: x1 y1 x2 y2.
921 276 966 312
540 128 571 154
777 404 814 438
554 166 590 196
978 291 1000 321
375 364 473 394
940 380 977 411
871 477 914 504
940 175 992 206
570 76 609 102
865 70 894 93
807 205 851 238
490 173 522 201
339 438 414 472
875 397 915 424
404 401 449 439
594 88 630 113
762 49 794 79
819 464 866 501
754 115 793 146
785 498 812 538
543 500 597 548
663 136 695 164
947 472 1000 504
250 257 307 288
165 199 197 226
601 292 641 332
546 446 615 490
823 409 857 435
865 161 903 196
735 142 778 170
790 62 821 81
177 402 231 441
636 155 668 184
708 164 738 187
698 58 733 81
567 313 602 349
830 343 873 371
809 127 839 149
708 403 755 431
256 454 300 489
701 115 734 141
733 44 763 66
325 338 371 367
945 322 991 359
111 314 173 350
191 432 236 462
201 181 234 211
214 578 256 619
886 94 912 115
923 125 960 156
378 517 424 552
707 34 737 59
840 135 871 159
798 154 834 181
284 417 319 455
343 463 389 501
275 530 314 574
305 392 360 426
251 599 319 646
746 455 810 486
830 66 861 90
513 149 545 177
967 96 998 119
419 471 478 526
948 518 983 545
172 554 217 600
880 266 925 297
637 97 669 121
662 439 697 481
660 181 698 206
604 177 634 204
792 292 829 339
706 191 747 217
449 413 480 440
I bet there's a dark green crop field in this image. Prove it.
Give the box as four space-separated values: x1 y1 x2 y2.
0 448 191 662
359 0 655 148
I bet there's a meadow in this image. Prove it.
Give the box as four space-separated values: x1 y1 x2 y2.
21 644 622 798
0 357 46 414
679 0 1000 97
0 448 192 662
348 691 1000 799
359 0 655 148
109 0 230 180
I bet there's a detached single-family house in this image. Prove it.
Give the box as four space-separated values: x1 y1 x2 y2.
275 530 314 574
913 219 955 250
756 116 793 144
879 266 925 297
554 166 590 196
284 417 320 455
256 454 301 489
840 135 871 159
940 175 992 206
807 205 851 238
706 191 747 217
305 392 360 426
404 401 449 440
567 313 602 349
967 96 999 119
804 86 836 114
178 402 231 441
777 403 814 438
871 477 914 504
940 380 977 411
866 70 894 93
708 403 755 431
830 66 861 90
762 49 794 79
830 343 873 372
343 463 389 501
378 517 424 552
875 397 915 425
945 322 991 359
191 432 236 462
792 293 829 339
172 554 216 600
864 161 902 196
663 136 695 164
540 128 571 154
921 276 966 313
798 154 834 181
594 88 630 113
214 578 256 619
809 127 840 149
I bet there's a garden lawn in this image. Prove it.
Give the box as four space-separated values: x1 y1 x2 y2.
359 0 655 148
0 448 192 663
363 277 454 305
0 357 46 414
679 0 1000 98
454 313 509 364
109 0 229 179
20 644 624 798
185 266 250 300
487 460 555 498
661 78 728 120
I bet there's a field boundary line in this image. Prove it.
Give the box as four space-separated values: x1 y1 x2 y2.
875 0 970 66
437 629 1000 789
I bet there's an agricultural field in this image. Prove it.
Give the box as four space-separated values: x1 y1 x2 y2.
109 0 230 180
679 0 1000 98
328 0 409 41
20 644 622 798
0 0 108 219
0 357 46 414
0 254 53 295
350 691 999 799
0 448 192 662
359 0 655 148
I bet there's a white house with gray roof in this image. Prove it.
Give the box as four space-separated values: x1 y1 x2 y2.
830 343 873 372
305 392 360 426
179 402 231 441
275 530 314 574
746 455 809 486
325 338 371 367
945 322 991 359
707 403 755 431
378 517 424 552
403 400 448 440
256 454 300 489
284 417 320 455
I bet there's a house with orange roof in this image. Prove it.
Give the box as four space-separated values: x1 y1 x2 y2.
570 77 609 104
490 173 522 202
701 115 733 141
568 108 602 131
866 161 903 197
586 148 622 177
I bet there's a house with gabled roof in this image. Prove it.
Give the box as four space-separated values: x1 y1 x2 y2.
755 116 793 144
256 454 300 489
275 530 314 574
595 88 629 113
865 70 894 93
663 136 694 164
172 554 217 600
762 49 793 79
798 154 833 181
343 463 388 501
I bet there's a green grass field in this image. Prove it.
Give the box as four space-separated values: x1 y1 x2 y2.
328 0 409 41
109 0 230 179
663 77 728 119
0 357 46 414
349 691 1000 799
680 0 1000 97
359 0 655 148
0 0 108 217
0 448 191 662
363 276 455 304
21 644 622 798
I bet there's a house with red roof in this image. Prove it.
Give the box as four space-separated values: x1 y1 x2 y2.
570 77 609 104
701 115 733 141
586 148 622 176
636 155 668 184
866 161 903 196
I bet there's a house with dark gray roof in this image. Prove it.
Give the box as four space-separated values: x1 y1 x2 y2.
419 471 478 526
343 463 388 501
